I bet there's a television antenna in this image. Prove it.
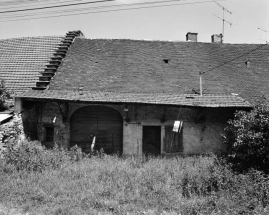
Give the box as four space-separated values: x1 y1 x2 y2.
213 0 232 42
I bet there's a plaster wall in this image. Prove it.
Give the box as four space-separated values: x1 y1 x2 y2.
21 101 236 155
123 123 142 155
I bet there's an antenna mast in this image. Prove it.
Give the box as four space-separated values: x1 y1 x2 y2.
213 0 232 42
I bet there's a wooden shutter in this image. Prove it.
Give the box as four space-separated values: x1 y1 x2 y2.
164 125 183 153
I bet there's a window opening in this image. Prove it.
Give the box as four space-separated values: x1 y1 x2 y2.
163 59 170 64
45 126 54 142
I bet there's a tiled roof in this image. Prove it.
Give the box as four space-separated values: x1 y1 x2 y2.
0 36 63 94
47 39 269 105
19 90 251 107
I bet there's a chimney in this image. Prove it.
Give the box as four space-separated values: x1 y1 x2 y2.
245 60 251 68
211 34 223 43
186 32 198 42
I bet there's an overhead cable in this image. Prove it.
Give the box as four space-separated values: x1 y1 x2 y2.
201 42 269 75
0 0 200 19
0 0 84 9
0 0 225 22
0 0 115 14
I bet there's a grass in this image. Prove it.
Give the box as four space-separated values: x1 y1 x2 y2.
0 141 269 215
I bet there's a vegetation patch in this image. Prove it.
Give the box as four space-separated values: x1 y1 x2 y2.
224 103 269 173
0 80 11 111
0 141 269 214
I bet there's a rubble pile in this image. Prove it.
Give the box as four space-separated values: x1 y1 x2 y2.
0 114 25 148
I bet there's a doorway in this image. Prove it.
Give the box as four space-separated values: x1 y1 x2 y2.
142 126 161 155
70 106 123 154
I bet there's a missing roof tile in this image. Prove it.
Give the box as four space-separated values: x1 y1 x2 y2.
163 59 170 64
186 96 195 99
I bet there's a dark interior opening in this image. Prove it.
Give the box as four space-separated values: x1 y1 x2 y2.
143 126 161 155
45 126 54 142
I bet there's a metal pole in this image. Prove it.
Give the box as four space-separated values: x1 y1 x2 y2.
222 8 224 42
199 72 203 96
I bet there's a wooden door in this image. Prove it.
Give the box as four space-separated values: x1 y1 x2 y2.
70 106 123 154
143 126 161 155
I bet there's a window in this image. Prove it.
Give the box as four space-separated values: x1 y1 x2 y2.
164 125 183 152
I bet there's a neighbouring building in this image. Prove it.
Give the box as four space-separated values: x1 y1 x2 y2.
0 31 82 94
5 31 269 155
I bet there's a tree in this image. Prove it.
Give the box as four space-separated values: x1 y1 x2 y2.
0 80 11 111
224 103 269 173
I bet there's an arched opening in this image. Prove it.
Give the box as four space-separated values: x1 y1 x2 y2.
70 105 123 154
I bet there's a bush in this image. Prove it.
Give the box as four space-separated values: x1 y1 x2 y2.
0 140 84 172
0 80 11 111
224 103 269 173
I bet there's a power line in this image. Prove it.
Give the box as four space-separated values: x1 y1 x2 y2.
201 42 269 75
0 0 198 19
258 28 268 43
0 0 61 6
0 0 115 14
0 0 84 9
0 0 74 9
0 0 224 22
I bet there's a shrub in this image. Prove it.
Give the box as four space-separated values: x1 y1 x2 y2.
224 103 269 173
0 80 11 111
0 140 84 172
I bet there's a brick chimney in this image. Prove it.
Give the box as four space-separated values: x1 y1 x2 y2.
186 32 198 42
211 34 223 43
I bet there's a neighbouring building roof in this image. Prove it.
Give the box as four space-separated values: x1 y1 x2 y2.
18 37 269 107
0 36 64 94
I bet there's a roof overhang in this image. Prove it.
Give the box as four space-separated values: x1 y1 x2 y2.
16 90 252 108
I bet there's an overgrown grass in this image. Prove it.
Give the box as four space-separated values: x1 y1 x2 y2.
0 141 269 214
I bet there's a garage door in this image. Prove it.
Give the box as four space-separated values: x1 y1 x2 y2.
70 106 123 154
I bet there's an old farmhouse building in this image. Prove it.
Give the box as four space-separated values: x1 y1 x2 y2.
2 31 269 155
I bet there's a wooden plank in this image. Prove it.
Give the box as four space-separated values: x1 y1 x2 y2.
0 114 13 125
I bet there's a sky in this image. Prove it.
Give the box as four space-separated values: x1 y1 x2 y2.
0 0 268 44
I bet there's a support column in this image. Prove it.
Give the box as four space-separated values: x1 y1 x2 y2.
15 97 23 113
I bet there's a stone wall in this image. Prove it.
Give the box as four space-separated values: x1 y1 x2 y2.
20 101 237 155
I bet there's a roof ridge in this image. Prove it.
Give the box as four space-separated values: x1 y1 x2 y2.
75 37 265 45
78 37 187 43
0 35 65 41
